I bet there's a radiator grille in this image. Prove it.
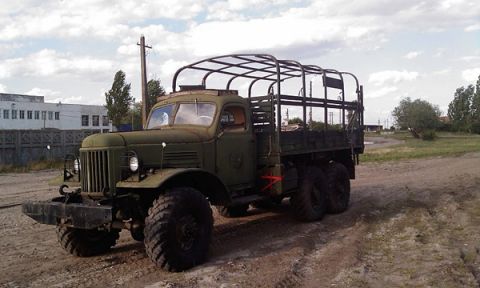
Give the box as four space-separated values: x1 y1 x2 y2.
80 150 109 193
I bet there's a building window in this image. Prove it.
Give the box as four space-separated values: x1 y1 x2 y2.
55 112 60 120
3 110 9 119
20 110 25 119
27 111 33 119
41 111 46 120
12 110 17 119
81 115 89 126
102 129 110 133
34 111 40 120
92 115 99 126
48 111 53 120
102 115 109 126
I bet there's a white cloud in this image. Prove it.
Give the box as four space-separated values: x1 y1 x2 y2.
207 2 245 21
184 16 376 56
465 23 480 31
433 48 446 58
0 83 6 93
404 51 423 59
366 86 398 99
462 68 480 82
24 87 59 98
24 87 84 104
433 69 450 75
460 56 480 62
368 70 419 86
0 0 204 40
0 49 113 79
51 96 83 104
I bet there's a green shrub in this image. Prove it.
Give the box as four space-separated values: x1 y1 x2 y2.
421 130 437 141
471 121 480 134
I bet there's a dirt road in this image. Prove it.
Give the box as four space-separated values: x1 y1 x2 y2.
1 153 480 287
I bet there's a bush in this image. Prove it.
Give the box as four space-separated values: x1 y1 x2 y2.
471 121 480 134
437 122 453 132
421 130 437 141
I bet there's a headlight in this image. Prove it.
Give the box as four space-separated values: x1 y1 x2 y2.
129 156 139 172
73 159 80 174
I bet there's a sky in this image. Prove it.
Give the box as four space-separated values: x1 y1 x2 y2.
0 0 479 125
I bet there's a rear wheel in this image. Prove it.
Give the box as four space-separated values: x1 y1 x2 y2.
56 226 119 257
215 204 249 217
326 162 351 213
144 187 213 271
290 166 327 221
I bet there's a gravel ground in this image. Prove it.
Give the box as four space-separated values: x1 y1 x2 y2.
1 152 480 287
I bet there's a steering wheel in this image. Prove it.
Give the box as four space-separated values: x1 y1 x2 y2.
198 115 213 124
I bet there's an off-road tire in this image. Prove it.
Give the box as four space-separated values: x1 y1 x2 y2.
56 226 119 257
144 187 213 272
326 162 351 214
290 166 327 221
215 204 249 217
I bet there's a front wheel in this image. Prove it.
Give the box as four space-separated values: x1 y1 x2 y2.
56 226 119 257
144 187 213 272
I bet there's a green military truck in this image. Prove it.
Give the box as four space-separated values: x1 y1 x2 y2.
23 54 364 271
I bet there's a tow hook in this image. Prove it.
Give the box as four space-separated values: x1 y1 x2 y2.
59 184 81 203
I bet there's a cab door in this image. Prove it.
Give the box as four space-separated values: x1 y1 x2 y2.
215 104 255 189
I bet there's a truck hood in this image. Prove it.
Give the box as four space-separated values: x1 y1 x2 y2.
82 129 211 148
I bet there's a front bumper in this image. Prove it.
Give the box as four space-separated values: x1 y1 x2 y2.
22 198 113 229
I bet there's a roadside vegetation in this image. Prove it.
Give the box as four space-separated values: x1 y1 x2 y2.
0 160 63 174
363 132 480 162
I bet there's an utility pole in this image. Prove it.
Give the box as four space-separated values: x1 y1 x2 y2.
309 80 313 125
138 35 152 128
131 98 135 131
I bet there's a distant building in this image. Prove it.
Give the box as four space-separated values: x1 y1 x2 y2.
0 93 111 132
364 124 383 132
439 116 450 123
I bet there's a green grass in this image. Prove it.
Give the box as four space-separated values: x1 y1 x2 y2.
0 160 63 173
362 135 480 162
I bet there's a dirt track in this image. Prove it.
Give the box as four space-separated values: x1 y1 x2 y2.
1 153 480 287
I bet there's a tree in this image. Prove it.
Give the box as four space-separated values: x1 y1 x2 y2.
448 85 474 132
105 70 132 128
471 76 480 133
123 102 142 131
146 78 166 115
392 97 441 138
288 117 304 125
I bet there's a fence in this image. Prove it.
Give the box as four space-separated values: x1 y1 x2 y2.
0 129 102 165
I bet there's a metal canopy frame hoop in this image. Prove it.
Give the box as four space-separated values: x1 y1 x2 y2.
172 54 364 152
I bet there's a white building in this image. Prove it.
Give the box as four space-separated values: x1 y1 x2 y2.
0 93 111 132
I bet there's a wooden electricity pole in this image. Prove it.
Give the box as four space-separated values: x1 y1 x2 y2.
138 35 152 128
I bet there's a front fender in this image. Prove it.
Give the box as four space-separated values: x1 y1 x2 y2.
116 168 231 205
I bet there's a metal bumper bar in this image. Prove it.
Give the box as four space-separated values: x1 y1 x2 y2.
22 200 113 229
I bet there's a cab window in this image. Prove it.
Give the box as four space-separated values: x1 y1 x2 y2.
147 104 174 129
220 106 246 132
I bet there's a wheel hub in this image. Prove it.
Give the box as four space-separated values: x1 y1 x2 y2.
176 215 199 251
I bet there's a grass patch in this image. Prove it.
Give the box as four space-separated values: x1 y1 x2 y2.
0 160 63 173
362 136 480 162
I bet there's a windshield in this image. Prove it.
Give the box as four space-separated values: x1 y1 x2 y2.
147 102 216 129
174 103 215 126
147 104 174 129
